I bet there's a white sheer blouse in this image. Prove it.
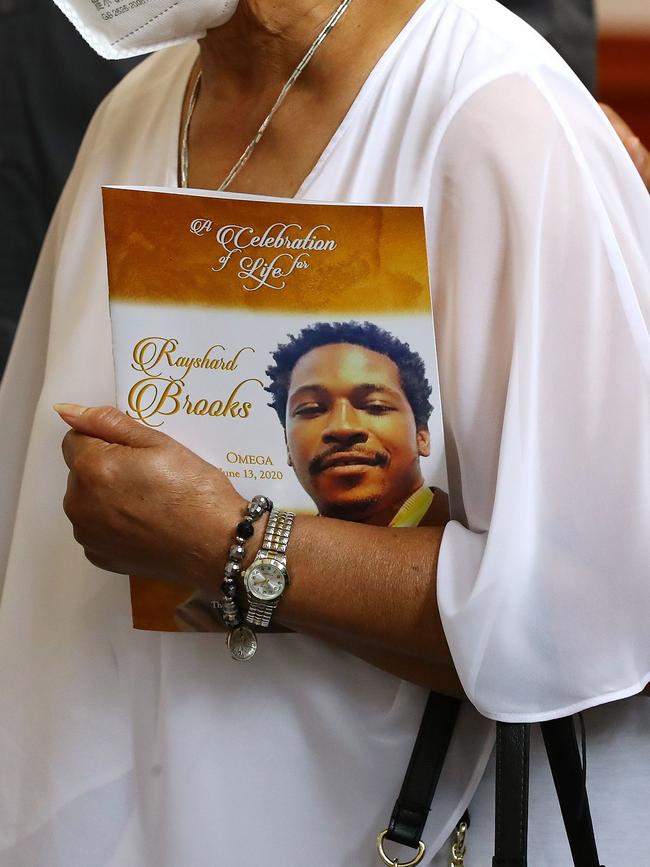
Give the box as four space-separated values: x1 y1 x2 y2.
0 0 648 864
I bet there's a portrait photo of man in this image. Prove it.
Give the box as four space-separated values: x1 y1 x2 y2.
265 320 449 529
175 319 448 632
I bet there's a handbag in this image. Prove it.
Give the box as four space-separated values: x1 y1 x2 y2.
378 693 605 866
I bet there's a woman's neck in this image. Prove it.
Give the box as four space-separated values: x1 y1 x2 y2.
199 0 425 99
186 0 426 196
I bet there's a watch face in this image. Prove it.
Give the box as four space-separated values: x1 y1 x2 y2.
246 561 286 601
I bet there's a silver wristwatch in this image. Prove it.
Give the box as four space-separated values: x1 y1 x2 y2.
244 509 295 628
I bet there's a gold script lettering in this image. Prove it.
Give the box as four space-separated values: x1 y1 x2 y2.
127 377 184 426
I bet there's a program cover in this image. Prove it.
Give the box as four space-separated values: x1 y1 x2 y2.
103 186 447 631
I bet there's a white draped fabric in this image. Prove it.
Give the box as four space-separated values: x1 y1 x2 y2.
1 0 648 864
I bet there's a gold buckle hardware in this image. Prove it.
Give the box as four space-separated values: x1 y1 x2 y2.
376 830 426 867
450 820 468 867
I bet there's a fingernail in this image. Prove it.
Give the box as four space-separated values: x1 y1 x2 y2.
53 403 88 418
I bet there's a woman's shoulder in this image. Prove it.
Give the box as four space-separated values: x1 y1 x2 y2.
94 42 198 130
364 0 590 164
422 0 571 82
388 0 581 126
64 42 198 189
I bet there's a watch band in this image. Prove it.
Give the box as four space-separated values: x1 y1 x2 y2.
246 598 278 628
261 509 294 556
244 509 295 629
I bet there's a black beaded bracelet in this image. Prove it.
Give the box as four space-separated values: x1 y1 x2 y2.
211 495 273 644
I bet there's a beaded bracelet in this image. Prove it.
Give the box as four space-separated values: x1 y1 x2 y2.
211 495 272 660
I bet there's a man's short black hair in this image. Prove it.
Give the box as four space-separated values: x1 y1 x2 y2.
265 320 433 429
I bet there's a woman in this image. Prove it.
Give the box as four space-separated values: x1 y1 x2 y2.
1 1 648 865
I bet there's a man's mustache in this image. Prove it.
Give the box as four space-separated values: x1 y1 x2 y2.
309 445 390 475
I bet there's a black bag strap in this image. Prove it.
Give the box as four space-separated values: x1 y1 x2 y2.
540 717 604 867
378 691 461 866
492 722 530 867
493 718 604 867
380 702 605 867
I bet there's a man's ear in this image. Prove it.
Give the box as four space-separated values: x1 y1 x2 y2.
417 426 431 458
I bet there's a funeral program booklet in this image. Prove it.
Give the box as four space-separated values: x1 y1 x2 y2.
103 186 448 631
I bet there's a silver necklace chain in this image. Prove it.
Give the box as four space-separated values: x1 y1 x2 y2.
180 0 354 191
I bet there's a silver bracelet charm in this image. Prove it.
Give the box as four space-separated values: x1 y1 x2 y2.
211 495 272 660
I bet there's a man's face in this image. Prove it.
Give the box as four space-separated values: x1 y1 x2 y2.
285 343 430 524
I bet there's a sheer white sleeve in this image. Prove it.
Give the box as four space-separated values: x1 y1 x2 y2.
429 74 650 722
0 91 115 596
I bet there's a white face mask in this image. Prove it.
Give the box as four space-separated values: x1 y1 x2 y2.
52 0 240 60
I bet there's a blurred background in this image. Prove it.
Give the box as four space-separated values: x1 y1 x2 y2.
598 0 650 142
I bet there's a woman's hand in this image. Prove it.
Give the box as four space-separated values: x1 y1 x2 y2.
55 403 461 693
56 403 244 592
601 104 650 191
